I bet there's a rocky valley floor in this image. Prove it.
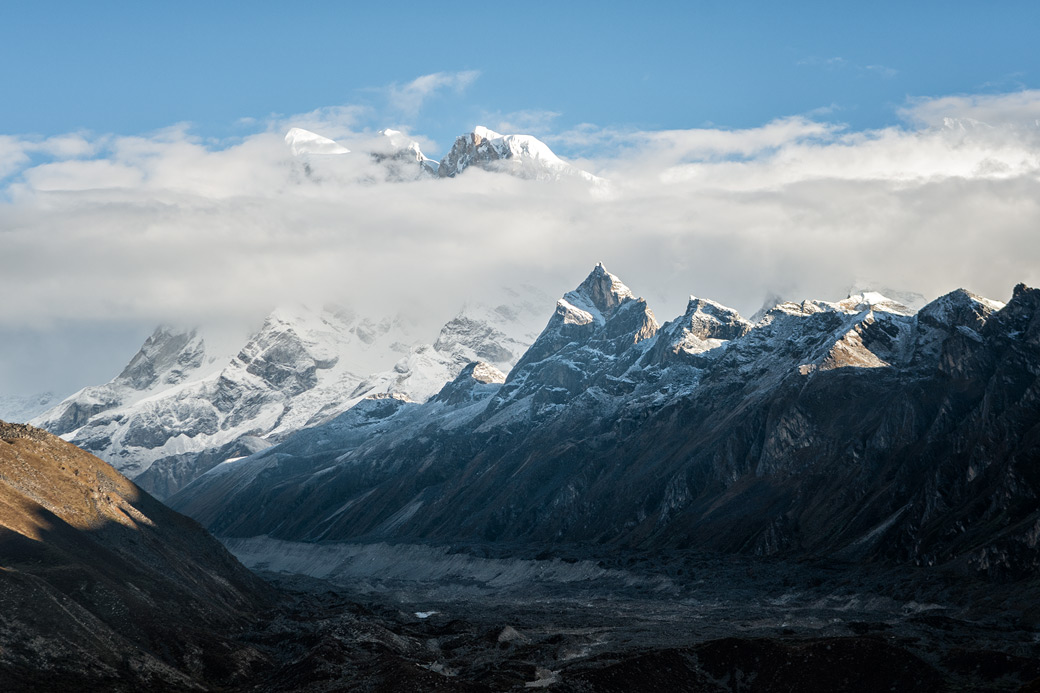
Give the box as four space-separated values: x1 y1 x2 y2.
211 540 1040 692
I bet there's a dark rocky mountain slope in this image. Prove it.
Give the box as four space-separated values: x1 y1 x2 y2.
170 266 1040 583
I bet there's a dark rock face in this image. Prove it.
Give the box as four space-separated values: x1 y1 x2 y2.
437 130 504 178
170 268 1039 584
235 319 337 397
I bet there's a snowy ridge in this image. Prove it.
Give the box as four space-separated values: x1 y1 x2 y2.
283 124 600 183
32 307 385 483
32 288 547 498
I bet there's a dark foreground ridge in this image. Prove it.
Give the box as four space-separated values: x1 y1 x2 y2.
0 421 273 690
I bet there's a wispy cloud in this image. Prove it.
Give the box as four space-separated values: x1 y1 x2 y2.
864 64 898 79
798 55 898 79
269 105 370 141
386 70 481 116
797 56 848 69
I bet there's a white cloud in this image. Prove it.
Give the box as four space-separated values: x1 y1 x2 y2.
386 70 480 116
1 90 1039 396
0 133 97 182
22 159 145 191
0 136 31 180
900 89 1040 130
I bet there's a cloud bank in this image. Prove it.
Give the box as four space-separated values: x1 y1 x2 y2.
2 90 1039 395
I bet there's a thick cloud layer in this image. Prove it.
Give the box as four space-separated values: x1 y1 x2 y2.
2 90 1039 396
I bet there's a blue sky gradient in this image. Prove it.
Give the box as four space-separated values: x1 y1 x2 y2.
3 1 1038 153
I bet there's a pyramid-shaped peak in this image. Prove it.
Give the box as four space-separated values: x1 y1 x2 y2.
564 264 636 318
918 288 1004 329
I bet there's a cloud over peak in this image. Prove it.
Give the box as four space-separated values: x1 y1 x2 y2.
1 88 1039 396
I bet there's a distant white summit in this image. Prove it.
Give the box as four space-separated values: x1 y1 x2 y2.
437 126 600 182
31 287 549 499
284 127 351 156
283 124 598 182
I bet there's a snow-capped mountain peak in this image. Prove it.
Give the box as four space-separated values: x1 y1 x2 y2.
499 265 658 404
563 263 636 321
31 285 548 498
438 126 599 181
916 288 1005 330
646 296 751 366
675 296 751 341
833 291 915 316
284 128 351 156
117 326 209 391
471 125 501 142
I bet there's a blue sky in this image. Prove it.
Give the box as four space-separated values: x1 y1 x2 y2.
3 1 1038 154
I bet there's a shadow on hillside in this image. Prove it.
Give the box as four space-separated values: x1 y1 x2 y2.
0 474 272 691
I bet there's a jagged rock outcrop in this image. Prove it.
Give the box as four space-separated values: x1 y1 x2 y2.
647 296 752 366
